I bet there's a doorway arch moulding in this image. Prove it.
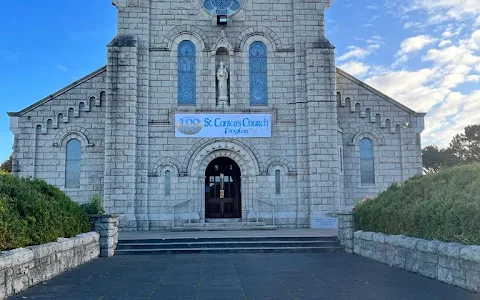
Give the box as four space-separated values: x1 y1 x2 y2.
187 139 260 177
183 139 263 177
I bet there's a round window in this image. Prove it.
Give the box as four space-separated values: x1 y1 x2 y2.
202 0 243 16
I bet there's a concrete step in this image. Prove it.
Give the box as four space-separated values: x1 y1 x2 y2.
118 236 339 244
115 246 342 255
116 235 342 255
183 222 267 227
205 218 242 223
116 240 340 250
173 225 276 231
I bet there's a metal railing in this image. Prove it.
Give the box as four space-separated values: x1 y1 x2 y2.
257 199 276 226
171 199 193 230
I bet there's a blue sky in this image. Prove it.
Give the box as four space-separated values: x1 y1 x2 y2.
1 0 480 163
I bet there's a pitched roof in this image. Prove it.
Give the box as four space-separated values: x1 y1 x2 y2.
336 68 427 117
7 66 107 117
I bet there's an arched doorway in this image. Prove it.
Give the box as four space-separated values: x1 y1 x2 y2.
205 157 241 218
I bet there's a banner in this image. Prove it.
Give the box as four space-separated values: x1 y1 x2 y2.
175 114 271 138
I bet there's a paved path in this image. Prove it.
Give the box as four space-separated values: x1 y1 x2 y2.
12 253 480 300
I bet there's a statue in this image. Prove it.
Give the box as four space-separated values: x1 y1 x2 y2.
217 61 229 102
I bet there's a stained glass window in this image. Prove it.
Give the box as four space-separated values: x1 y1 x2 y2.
165 170 171 196
66 139 81 187
178 41 196 105
203 0 242 16
275 170 281 195
360 138 375 184
250 42 267 106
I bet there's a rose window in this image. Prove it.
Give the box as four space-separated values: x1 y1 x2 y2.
202 0 242 16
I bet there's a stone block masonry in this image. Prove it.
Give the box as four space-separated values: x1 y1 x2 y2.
337 211 354 253
0 232 100 299
93 215 119 257
8 0 426 230
353 231 480 292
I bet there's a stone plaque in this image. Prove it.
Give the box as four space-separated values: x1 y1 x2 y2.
311 217 338 229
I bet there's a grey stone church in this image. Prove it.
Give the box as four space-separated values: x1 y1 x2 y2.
8 0 425 231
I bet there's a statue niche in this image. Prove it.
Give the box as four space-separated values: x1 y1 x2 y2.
216 47 230 106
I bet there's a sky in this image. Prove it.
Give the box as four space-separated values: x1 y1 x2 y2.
1 0 479 162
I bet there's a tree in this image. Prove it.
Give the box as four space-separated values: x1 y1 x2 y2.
449 124 480 163
0 155 12 173
422 123 480 172
422 146 458 173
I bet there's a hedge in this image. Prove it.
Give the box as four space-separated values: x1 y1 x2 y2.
355 164 480 245
0 174 91 251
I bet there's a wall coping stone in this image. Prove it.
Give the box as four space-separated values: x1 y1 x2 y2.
0 248 33 270
459 246 480 263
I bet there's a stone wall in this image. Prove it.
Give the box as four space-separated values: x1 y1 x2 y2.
353 231 480 292
93 215 119 257
337 211 354 253
9 67 107 204
0 232 100 299
336 69 425 209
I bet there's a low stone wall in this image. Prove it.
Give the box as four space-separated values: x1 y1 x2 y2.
0 232 100 299
354 230 480 292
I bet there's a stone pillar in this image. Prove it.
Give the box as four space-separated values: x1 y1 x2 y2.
292 0 337 228
92 215 119 257
305 44 340 225
200 177 206 223
241 176 248 221
105 35 138 230
338 211 355 253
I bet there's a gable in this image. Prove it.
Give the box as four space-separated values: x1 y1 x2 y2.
336 68 426 117
8 66 107 117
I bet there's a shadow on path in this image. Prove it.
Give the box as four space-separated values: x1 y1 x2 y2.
11 253 480 300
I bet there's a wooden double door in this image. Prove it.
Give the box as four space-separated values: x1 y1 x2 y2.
205 157 241 219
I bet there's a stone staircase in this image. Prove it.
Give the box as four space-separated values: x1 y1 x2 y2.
115 235 343 255
173 219 277 231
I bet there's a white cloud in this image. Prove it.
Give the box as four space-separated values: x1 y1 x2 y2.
366 5 378 10
55 65 67 72
398 35 437 55
410 0 480 22
338 61 370 77
337 46 370 61
438 40 452 47
404 21 423 29
374 0 480 148
441 26 464 39
337 37 384 63
365 69 443 112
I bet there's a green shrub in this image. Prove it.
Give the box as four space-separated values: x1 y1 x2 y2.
355 164 480 245
0 174 91 251
81 194 105 215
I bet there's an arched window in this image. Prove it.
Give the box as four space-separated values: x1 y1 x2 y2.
178 41 196 105
165 170 171 196
66 139 81 187
249 42 267 105
275 169 281 195
360 138 375 184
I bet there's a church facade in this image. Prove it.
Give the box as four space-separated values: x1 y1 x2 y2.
8 0 425 231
